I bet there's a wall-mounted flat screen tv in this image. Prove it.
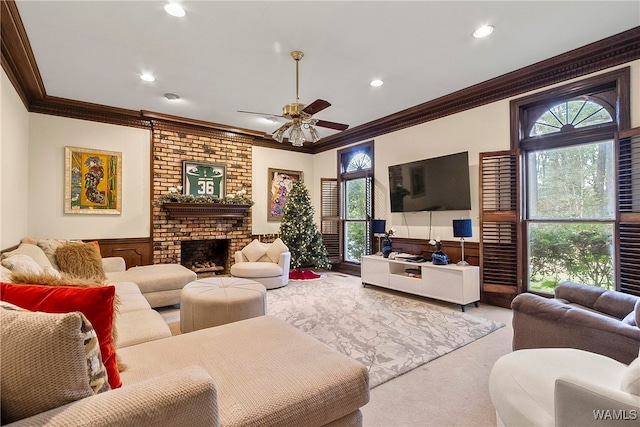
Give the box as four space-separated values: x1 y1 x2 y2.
388 151 471 212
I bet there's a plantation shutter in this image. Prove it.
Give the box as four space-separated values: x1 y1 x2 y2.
321 178 340 262
479 151 521 300
617 127 640 296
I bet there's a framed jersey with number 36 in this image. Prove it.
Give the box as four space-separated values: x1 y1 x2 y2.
182 161 226 198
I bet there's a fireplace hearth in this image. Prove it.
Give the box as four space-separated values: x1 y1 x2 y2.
181 239 230 277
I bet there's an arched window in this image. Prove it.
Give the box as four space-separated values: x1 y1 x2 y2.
529 99 613 136
338 142 374 267
345 152 372 172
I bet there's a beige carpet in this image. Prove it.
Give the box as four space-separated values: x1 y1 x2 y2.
161 272 503 388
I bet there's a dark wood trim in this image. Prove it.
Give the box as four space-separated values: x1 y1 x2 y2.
162 203 252 218
314 26 640 153
94 237 152 268
31 97 150 129
3 1 638 155
0 0 46 108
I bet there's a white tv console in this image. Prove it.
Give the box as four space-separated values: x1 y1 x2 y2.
360 255 480 311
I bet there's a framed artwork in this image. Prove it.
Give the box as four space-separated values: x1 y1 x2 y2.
65 146 122 214
268 168 303 221
182 161 226 198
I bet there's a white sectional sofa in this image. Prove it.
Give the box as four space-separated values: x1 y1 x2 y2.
1 242 370 426
0 239 196 307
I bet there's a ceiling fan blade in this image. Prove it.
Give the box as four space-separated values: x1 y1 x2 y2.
315 120 349 131
301 99 331 116
237 110 284 118
272 122 293 134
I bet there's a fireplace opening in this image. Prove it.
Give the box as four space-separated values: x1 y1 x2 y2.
181 239 230 277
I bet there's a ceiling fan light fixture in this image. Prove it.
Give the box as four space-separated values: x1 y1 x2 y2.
273 129 285 143
309 125 321 143
289 123 306 147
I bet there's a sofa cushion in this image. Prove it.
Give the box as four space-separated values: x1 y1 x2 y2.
36 238 67 270
1 253 44 275
242 239 267 262
621 357 640 396
56 242 107 280
118 316 369 426
0 302 110 424
230 261 283 278
594 290 639 320
0 282 121 389
266 238 288 263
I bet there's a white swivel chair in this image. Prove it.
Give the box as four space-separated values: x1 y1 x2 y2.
230 238 290 289
489 347 640 427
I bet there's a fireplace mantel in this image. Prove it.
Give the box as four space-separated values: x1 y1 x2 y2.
162 203 251 218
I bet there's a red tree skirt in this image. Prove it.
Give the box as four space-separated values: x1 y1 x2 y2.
289 269 322 280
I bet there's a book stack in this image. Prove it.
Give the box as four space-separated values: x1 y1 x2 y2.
404 267 421 278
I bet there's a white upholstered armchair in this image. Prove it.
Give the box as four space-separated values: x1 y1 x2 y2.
230 238 290 289
489 348 640 427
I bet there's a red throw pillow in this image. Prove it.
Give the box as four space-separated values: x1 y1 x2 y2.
0 282 121 388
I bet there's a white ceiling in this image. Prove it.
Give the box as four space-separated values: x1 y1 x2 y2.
15 1 640 139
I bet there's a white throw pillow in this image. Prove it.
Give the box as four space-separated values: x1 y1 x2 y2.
1 254 44 276
242 239 267 262
621 357 640 396
266 238 289 263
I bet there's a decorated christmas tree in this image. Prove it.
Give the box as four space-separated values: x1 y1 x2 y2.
279 180 330 273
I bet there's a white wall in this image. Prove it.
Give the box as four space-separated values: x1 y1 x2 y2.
27 114 150 239
312 61 640 244
251 146 314 235
0 70 30 248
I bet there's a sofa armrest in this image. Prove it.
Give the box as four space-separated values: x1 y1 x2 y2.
102 256 126 273
555 376 640 427
279 251 291 278
7 366 220 427
512 293 640 364
234 250 248 263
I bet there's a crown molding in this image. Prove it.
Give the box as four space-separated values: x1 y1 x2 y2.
313 26 640 153
2 0 638 155
1 0 46 108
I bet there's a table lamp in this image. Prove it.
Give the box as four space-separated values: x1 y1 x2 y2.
453 219 472 266
371 219 386 255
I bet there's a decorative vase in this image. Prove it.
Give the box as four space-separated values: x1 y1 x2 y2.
382 237 393 258
431 245 449 265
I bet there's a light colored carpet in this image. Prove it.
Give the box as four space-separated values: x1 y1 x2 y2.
161 272 504 389
266 272 504 388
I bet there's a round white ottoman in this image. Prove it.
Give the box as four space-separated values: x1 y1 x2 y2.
180 277 267 333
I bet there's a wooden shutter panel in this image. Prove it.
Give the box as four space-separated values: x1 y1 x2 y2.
617 127 640 296
479 151 521 303
321 178 340 262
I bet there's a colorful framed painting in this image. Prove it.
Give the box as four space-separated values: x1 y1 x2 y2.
182 161 226 198
65 146 122 214
268 168 303 221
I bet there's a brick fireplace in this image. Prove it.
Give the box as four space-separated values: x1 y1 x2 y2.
181 239 230 276
151 123 254 267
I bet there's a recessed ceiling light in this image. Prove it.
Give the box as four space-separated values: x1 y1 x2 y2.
370 79 384 87
164 93 180 101
139 73 156 82
473 25 494 39
164 3 186 18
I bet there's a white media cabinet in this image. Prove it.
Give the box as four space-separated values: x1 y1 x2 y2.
361 255 480 311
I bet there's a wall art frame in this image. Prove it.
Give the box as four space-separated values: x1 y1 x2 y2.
268 168 303 221
182 160 226 198
65 146 122 214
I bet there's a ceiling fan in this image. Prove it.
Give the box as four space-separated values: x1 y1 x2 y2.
238 51 349 146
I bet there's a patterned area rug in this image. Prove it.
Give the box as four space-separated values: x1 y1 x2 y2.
266 272 504 388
